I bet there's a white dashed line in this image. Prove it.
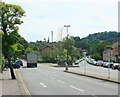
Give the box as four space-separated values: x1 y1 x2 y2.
37 69 48 76
70 85 84 92
40 83 47 88
57 80 65 84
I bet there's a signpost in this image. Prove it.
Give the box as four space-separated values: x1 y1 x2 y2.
83 51 86 74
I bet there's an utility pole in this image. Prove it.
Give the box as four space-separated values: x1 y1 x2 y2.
51 31 53 57
51 31 53 43
64 25 70 70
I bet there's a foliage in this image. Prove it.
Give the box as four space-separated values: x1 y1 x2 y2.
1 1 25 79
74 31 118 54
29 41 47 52
91 53 102 61
11 43 24 60
62 36 75 55
104 45 113 50
1 1 26 57
25 47 33 53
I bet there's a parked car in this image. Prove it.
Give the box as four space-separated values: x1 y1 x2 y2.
4 61 9 69
103 62 114 68
90 59 97 65
86 59 91 64
96 60 104 66
4 61 20 69
74 60 80 64
102 62 108 67
79 59 83 62
112 63 120 69
118 64 120 71
16 60 23 66
11 62 21 69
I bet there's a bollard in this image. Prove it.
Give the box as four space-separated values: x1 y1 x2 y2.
65 62 68 70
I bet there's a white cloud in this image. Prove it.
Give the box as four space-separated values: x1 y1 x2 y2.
2 0 119 42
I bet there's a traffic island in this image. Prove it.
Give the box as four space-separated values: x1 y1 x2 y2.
64 70 120 84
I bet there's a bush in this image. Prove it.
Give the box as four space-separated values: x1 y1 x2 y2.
91 53 102 61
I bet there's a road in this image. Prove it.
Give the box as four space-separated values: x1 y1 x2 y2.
70 60 119 80
19 60 118 95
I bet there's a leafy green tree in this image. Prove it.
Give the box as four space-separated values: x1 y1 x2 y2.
25 47 33 53
1 2 25 79
90 41 110 60
11 43 24 60
62 36 75 55
91 53 102 60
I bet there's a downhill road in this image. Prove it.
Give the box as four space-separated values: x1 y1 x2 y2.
19 60 118 95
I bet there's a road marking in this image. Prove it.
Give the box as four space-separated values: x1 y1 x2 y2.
37 69 48 76
70 85 84 92
57 80 65 84
16 70 31 97
40 83 47 88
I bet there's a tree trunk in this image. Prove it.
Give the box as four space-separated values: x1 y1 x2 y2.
7 55 16 79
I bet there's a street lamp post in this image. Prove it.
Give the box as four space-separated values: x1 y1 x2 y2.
64 25 70 70
64 25 70 37
83 51 86 74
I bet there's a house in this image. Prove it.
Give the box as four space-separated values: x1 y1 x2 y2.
40 42 61 57
103 38 120 62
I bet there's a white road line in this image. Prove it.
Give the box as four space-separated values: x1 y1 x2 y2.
57 80 65 84
70 85 84 92
37 69 48 76
40 83 47 88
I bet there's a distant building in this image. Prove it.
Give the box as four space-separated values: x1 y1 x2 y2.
40 42 62 57
103 38 120 63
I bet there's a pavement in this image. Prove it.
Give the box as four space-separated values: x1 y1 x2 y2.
0 68 30 97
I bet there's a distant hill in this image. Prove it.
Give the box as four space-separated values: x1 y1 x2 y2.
74 31 119 52
82 31 119 43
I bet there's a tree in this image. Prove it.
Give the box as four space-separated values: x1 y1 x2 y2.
1 2 25 79
11 43 24 60
62 36 75 55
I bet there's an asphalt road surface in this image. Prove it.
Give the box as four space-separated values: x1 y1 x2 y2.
19 60 118 95
70 60 119 80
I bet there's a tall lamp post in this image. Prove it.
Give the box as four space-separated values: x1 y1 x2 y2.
64 25 70 70
64 25 70 58
64 25 70 37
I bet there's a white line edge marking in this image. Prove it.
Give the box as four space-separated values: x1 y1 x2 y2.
40 83 47 88
70 85 84 92
57 80 65 84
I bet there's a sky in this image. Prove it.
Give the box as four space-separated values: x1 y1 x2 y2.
2 0 119 42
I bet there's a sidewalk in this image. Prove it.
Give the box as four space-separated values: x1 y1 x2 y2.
0 69 22 96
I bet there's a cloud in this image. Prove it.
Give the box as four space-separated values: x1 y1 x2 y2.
2 0 119 42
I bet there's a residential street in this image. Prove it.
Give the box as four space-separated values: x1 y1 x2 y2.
19 60 118 95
